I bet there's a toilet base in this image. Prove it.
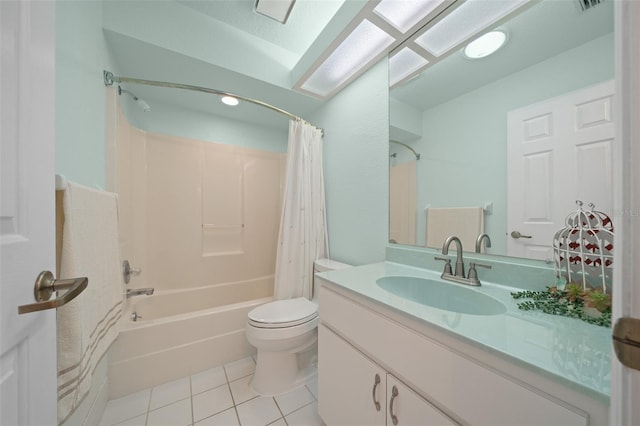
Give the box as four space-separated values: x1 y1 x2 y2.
250 350 316 396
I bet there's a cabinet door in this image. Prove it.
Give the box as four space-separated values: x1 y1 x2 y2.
387 375 458 426
318 324 386 426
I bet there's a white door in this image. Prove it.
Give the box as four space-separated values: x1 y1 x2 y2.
318 324 386 426
610 1 640 424
1 1 57 425
507 80 615 260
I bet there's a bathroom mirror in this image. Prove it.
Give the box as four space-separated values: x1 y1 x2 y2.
388 0 615 260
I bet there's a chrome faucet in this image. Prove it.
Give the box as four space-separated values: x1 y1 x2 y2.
442 235 465 277
475 233 492 253
435 235 492 286
126 288 154 298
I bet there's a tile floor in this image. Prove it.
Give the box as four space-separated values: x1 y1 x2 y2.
100 356 324 426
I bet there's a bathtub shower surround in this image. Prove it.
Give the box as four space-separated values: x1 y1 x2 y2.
57 182 123 424
109 98 283 396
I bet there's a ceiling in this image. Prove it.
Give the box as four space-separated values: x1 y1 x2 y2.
103 0 351 129
391 0 614 111
103 0 614 131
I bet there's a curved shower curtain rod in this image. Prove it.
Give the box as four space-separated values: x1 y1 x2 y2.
390 140 420 160
103 70 323 135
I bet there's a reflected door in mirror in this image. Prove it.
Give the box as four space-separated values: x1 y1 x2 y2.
507 80 614 260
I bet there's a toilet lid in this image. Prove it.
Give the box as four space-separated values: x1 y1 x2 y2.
248 297 318 328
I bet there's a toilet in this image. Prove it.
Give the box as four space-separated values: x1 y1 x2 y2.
246 258 350 396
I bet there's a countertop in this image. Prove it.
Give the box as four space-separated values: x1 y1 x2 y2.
317 261 611 401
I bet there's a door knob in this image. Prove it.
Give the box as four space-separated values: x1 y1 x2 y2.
18 271 88 314
510 231 532 239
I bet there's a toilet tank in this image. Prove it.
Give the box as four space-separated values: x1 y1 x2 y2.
314 258 351 273
312 259 351 302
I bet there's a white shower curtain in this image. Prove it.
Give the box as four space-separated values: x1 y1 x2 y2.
274 120 328 300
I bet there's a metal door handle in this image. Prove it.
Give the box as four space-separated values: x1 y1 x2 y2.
390 385 399 425
510 231 532 239
372 373 381 411
613 317 640 371
18 271 88 314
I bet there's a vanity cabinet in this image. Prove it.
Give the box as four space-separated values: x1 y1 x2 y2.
319 323 456 426
317 280 604 426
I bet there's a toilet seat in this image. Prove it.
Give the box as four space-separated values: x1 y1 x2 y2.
248 297 318 329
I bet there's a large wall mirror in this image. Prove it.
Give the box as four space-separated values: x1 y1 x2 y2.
389 0 614 261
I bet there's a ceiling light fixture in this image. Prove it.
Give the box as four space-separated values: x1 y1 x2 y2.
301 19 395 97
463 30 507 59
221 96 240 106
373 0 445 33
414 0 527 57
389 47 429 86
295 0 532 97
255 0 296 24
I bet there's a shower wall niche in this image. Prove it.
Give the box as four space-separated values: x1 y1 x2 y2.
112 98 285 296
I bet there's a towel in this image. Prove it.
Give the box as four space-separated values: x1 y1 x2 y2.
425 207 484 250
57 182 123 424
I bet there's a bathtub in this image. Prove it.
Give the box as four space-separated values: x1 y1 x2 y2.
108 276 273 398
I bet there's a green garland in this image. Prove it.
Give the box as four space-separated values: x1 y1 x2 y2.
511 287 611 328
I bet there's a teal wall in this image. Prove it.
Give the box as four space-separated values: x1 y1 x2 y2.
414 33 614 254
56 1 389 266
56 1 119 188
124 100 289 153
310 60 389 266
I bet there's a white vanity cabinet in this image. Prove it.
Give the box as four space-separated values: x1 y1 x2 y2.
317 279 608 426
319 323 457 426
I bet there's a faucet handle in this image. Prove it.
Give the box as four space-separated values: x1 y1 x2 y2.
434 257 452 275
467 262 492 282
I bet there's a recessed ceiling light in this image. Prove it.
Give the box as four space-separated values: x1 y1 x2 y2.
463 30 507 59
221 96 239 106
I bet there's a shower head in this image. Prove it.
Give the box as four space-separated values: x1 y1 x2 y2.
118 86 151 112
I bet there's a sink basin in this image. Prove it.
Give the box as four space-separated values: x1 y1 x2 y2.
376 276 506 316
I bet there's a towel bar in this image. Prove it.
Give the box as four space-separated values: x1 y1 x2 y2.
18 271 88 314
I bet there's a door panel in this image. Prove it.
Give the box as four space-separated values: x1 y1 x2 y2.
508 80 615 259
318 324 385 426
0 0 57 424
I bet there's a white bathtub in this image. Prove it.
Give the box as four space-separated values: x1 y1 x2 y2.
108 276 273 398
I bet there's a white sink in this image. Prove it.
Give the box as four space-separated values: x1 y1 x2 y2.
376 276 506 316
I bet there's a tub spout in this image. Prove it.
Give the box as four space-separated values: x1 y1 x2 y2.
126 288 154 298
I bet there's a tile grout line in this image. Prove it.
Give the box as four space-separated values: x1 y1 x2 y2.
144 387 153 426
272 395 287 425
189 375 195 426
223 363 243 426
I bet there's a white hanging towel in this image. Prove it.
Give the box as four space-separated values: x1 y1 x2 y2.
425 207 485 250
57 182 123 424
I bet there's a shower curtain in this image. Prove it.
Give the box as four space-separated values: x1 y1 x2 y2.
274 120 328 300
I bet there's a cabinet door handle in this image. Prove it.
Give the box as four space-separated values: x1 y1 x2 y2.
390 385 399 425
372 373 381 411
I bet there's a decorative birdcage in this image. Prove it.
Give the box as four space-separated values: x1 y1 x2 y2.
552 201 614 294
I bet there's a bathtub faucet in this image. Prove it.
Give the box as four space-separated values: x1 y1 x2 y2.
126 288 154 298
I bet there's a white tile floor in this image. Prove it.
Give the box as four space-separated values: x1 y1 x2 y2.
100 357 324 426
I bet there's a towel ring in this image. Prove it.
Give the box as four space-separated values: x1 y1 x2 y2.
18 271 88 314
